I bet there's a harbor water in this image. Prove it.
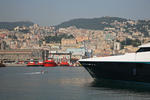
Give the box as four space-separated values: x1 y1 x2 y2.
1 67 150 100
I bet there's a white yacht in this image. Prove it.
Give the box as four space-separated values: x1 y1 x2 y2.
79 43 150 82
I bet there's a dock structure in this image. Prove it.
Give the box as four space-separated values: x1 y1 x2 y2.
48 52 72 64
0 49 46 63
0 49 77 65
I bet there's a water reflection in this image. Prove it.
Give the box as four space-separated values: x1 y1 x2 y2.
90 79 150 93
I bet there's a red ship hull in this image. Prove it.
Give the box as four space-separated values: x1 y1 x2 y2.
37 62 44 66
44 63 57 67
60 62 70 66
59 57 70 66
27 61 44 67
27 62 37 66
44 59 57 67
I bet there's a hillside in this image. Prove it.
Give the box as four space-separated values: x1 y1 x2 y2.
0 21 34 30
56 17 150 36
56 17 128 30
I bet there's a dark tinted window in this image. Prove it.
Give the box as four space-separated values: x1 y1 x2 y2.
136 47 150 52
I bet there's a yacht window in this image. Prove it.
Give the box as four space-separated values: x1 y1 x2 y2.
136 47 150 52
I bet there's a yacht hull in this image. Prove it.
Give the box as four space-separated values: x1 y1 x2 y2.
79 61 150 83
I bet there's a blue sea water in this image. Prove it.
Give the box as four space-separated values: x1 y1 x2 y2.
0 67 150 100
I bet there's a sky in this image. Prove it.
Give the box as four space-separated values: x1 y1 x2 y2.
0 0 150 26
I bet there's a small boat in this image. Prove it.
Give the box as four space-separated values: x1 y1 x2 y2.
27 59 37 66
44 58 57 67
0 60 5 67
37 60 44 66
0 63 6 67
60 61 70 66
27 59 44 67
60 57 70 66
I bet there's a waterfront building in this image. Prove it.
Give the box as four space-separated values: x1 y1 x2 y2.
61 38 77 46
114 42 121 51
0 49 45 63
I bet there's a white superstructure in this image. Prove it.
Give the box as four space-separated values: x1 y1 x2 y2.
79 43 150 62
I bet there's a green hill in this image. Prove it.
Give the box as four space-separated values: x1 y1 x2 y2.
56 16 150 36
56 17 127 30
0 21 34 30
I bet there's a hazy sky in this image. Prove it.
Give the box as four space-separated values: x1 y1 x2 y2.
0 0 150 26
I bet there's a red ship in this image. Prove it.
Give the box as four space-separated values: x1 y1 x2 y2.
60 57 70 66
37 60 44 66
44 58 57 67
27 59 44 67
60 61 70 66
27 59 37 66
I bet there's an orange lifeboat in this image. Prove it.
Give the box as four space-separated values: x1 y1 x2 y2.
44 58 57 67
